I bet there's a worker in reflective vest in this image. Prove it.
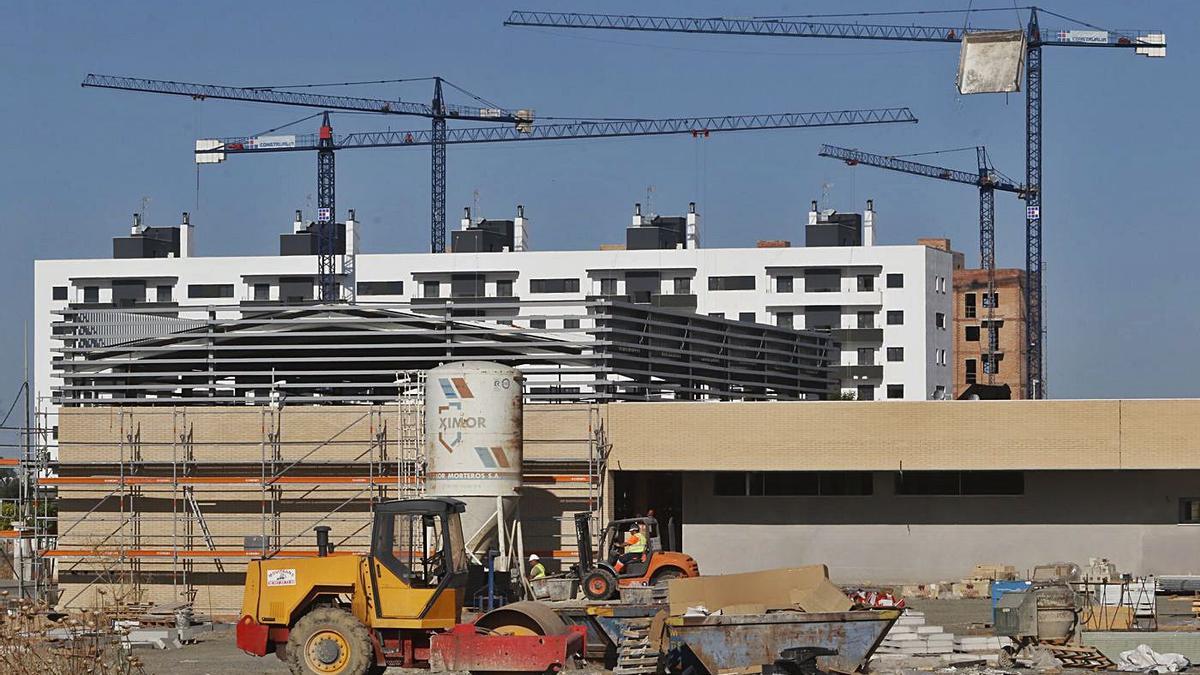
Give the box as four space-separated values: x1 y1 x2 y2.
614 525 647 574
528 554 546 580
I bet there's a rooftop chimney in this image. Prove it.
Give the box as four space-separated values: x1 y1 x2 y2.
686 201 700 249
346 209 359 257
632 203 645 227
180 211 193 258
293 210 305 234
131 213 144 235
514 204 529 252
461 207 472 231
863 199 876 247
808 201 819 226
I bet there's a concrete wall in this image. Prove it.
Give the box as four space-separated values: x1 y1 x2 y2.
681 470 1200 583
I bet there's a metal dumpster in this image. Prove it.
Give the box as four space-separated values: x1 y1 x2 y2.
667 609 900 675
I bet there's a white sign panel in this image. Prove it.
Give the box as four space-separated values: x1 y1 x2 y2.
250 135 297 150
957 30 1026 95
317 207 332 223
195 139 225 164
1056 30 1108 44
266 568 297 587
1026 205 1041 219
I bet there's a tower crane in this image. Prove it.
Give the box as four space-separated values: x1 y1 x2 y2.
197 107 914 301
82 73 533 264
504 7 1167 399
818 144 1024 387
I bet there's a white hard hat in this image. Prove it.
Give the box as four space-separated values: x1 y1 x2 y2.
528 554 540 562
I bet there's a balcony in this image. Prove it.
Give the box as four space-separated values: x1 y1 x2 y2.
836 365 884 381
831 328 883 343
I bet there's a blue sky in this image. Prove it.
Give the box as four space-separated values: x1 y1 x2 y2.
1 0 1196 426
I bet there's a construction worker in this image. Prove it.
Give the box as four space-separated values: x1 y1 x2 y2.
528 553 546 580
614 524 647 574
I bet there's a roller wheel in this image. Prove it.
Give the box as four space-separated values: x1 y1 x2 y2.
651 567 685 586
475 600 570 636
287 606 375 675
583 568 618 600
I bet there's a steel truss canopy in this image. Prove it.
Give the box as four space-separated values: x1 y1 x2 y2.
52 300 837 405
197 108 918 158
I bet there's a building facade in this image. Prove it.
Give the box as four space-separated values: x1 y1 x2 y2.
952 268 1028 398
33 203 954 405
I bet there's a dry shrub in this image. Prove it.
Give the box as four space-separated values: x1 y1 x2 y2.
0 591 145 674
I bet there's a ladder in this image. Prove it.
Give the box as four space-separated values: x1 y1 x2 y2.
185 488 224 573
397 370 427 500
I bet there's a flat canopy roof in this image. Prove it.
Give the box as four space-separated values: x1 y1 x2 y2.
600 399 1200 472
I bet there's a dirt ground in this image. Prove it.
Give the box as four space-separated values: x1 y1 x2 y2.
135 597 1200 675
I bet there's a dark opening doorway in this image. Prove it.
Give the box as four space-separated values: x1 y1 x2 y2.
612 471 684 551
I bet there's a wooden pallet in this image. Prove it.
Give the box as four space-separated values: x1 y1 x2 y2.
1048 645 1115 670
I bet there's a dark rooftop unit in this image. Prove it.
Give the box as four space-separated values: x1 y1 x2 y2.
280 221 347 256
113 214 183 259
452 212 515 253
806 200 863 247
626 203 691 250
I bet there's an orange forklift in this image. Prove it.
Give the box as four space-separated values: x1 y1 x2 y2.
573 513 699 600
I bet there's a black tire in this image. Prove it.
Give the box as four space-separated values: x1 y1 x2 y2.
651 567 685 586
582 568 618 600
286 606 375 675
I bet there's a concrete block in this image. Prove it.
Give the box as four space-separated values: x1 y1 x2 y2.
915 625 945 634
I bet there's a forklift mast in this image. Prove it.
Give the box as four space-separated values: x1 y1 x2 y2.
573 512 595 572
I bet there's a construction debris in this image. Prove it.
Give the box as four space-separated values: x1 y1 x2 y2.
1116 644 1190 673
872 609 1013 666
667 565 852 616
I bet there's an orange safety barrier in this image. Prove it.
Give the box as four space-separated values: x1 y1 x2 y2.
0 458 19 466
43 548 359 558
42 474 593 486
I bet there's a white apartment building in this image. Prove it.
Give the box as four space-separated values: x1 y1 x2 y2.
33 202 953 407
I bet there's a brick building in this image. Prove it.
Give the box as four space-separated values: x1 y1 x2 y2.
952 268 1028 398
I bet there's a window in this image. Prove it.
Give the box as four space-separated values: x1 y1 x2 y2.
887 347 904 362
156 285 173 303
776 312 794 329
886 273 904 288
857 274 875 292
935 312 947 329
253 283 271 301
111 280 145 307
886 310 904 325
965 359 978 385
965 326 980 342
857 311 874 329
187 284 233 299
964 293 977 319
713 471 873 496
673 277 692 294
982 292 999 308
451 273 486 298
775 275 793 293
937 349 947 366
804 268 840 293
983 354 1000 375
936 276 947 293
530 278 580 294
280 277 313 303
529 319 546 329
423 281 440 299
896 471 1024 496
887 384 904 399
934 385 947 399
738 312 756 323
708 275 756 291
599 278 618 296
82 286 100 303
495 279 514 297
357 280 404 296
857 347 874 366
563 318 580 330
708 312 724 319
52 286 68 301
856 385 875 401
1180 499 1200 524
